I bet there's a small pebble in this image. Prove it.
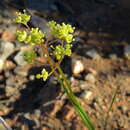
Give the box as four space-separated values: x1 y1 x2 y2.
109 54 118 59
4 60 16 70
14 65 32 76
73 60 84 76
85 73 96 83
29 75 35 80
80 90 93 100
0 41 15 71
5 86 17 97
14 51 28 66
0 59 5 72
86 49 101 59
124 45 130 60
2 30 16 42
34 109 41 119
0 41 15 60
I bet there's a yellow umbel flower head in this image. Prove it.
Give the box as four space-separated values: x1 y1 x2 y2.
15 10 30 26
36 68 49 81
25 28 45 46
48 21 75 43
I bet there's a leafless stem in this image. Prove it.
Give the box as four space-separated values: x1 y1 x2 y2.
103 84 120 130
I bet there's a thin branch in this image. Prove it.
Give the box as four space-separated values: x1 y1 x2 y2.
103 84 120 130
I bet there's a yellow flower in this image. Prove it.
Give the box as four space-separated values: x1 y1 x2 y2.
48 21 75 43
36 68 48 81
16 30 27 42
15 10 30 26
25 28 45 45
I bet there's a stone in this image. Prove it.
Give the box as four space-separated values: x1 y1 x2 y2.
124 45 130 60
73 60 84 76
14 50 28 66
2 28 16 42
80 90 93 100
14 65 32 76
4 60 16 70
0 40 15 60
86 49 101 59
0 59 5 72
34 109 41 118
0 41 14 71
109 53 118 59
5 86 17 97
0 40 15 71
6 76 15 86
85 73 96 83
29 75 35 80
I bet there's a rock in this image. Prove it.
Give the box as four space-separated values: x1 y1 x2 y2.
24 113 31 120
14 65 32 76
109 53 118 59
4 60 16 70
5 86 17 97
124 45 130 60
85 73 96 83
34 109 41 119
1 27 16 42
80 90 93 100
29 75 35 80
0 40 15 60
0 105 11 115
0 41 15 71
0 59 5 72
14 50 28 66
21 124 29 130
73 60 84 76
86 49 101 59
6 76 15 86
79 81 89 89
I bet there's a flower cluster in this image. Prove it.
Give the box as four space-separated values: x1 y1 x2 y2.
25 28 44 45
15 10 75 81
16 28 44 46
36 68 49 81
48 21 75 43
53 43 72 60
15 10 30 26
16 31 27 42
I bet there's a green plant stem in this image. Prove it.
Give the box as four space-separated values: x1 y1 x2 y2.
57 67 95 130
40 42 94 130
103 84 120 129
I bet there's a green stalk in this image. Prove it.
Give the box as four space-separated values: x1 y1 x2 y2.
57 67 95 130
40 43 94 129
103 84 120 129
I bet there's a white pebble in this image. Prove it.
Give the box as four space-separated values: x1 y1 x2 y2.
85 73 96 83
73 60 84 76
81 90 93 100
